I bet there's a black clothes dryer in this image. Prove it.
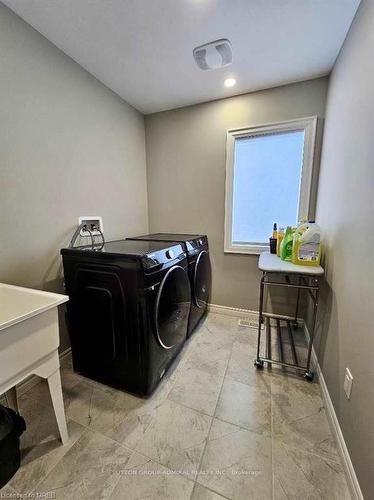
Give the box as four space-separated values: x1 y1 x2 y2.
61 240 191 396
127 234 211 336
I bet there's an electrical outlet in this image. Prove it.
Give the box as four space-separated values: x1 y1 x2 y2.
343 368 353 399
78 216 103 237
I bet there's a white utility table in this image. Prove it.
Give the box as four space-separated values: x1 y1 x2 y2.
254 252 324 381
0 283 69 444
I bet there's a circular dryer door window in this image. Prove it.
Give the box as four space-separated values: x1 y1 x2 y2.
194 250 212 308
155 265 191 349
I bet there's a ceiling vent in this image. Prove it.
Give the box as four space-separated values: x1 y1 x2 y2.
193 39 232 71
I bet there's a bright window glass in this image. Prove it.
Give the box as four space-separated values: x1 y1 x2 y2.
231 130 305 245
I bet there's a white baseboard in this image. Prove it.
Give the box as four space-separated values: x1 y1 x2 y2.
208 303 259 322
303 324 363 500
208 303 303 326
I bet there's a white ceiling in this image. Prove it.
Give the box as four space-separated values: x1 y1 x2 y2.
3 0 360 114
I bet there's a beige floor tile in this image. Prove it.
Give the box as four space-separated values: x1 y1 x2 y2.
59 356 86 390
207 417 242 441
233 325 259 351
226 348 271 390
197 418 272 500
70 382 156 448
273 476 289 500
205 313 238 329
194 314 240 351
273 407 338 462
25 378 121 425
272 374 338 461
36 429 133 499
0 484 18 497
191 483 228 500
110 452 194 499
9 396 85 494
10 313 350 499
89 382 172 450
191 328 234 354
168 365 223 415
215 378 271 436
24 374 173 451
135 399 212 479
183 344 231 378
206 320 241 339
271 371 323 417
273 440 351 500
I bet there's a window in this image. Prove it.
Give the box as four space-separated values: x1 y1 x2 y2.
224 117 317 254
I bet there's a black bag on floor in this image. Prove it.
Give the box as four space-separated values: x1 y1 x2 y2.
0 404 26 488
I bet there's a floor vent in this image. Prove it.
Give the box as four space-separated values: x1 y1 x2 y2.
238 319 259 329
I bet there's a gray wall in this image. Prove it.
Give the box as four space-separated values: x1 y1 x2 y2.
313 1 374 496
0 4 148 351
144 78 328 311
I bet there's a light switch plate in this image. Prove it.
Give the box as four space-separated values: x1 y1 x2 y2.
78 216 103 237
343 368 353 399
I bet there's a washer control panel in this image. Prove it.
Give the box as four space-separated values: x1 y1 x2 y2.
165 249 174 260
142 244 185 270
186 235 208 255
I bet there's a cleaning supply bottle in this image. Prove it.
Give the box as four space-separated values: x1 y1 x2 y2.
269 223 278 254
280 226 294 261
276 227 284 257
292 221 321 266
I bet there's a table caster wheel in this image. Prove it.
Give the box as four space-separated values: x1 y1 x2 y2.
254 359 264 369
304 371 314 382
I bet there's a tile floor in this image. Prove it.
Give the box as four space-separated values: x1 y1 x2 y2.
0 313 351 500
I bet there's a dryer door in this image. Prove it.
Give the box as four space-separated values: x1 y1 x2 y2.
194 250 212 308
155 265 191 349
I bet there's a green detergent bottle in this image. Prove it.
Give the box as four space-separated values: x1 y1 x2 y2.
280 226 294 261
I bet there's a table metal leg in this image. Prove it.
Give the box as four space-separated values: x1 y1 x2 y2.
294 276 301 328
287 320 299 367
276 318 286 371
305 283 319 381
265 317 272 368
255 275 265 368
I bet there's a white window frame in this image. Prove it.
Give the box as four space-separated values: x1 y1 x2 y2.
224 116 318 255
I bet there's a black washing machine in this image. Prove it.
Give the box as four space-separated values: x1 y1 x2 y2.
127 234 211 336
61 240 191 396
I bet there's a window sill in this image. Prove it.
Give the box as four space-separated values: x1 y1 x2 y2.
224 244 269 255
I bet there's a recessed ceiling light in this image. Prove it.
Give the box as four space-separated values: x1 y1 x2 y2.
224 77 236 88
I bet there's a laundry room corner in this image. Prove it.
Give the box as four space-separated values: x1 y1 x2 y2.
144 77 329 314
1 0 371 498
0 2 149 351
